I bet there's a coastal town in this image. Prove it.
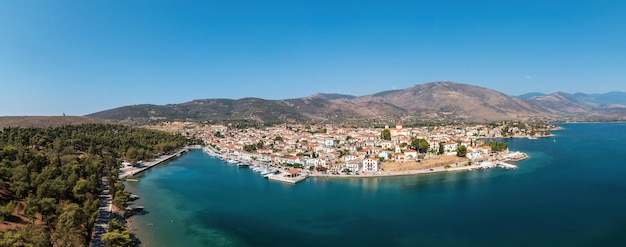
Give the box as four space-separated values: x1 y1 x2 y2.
137 121 558 183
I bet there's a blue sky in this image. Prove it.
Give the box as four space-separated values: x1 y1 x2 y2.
1 0 625 116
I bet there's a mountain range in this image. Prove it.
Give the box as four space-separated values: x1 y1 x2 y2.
518 91 626 106
87 81 626 124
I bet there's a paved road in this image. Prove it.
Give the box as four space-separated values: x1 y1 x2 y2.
90 177 112 247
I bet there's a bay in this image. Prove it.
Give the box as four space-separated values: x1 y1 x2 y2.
125 123 626 247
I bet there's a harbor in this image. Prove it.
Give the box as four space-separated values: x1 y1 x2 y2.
124 126 626 247
202 145 523 182
125 147 518 183
183 119 540 186
119 146 200 179
203 145 310 183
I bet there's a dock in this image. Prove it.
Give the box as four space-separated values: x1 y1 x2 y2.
496 162 518 169
268 174 308 183
267 168 308 184
119 147 189 179
203 145 222 158
501 151 528 162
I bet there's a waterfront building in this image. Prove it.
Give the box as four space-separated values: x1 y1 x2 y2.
443 141 458 154
345 160 361 172
362 158 380 173
404 149 418 160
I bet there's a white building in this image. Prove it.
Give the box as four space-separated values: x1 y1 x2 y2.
404 149 418 159
443 141 458 155
362 158 380 173
380 141 393 149
378 151 390 160
428 139 441 152
345 160 361 172
344 154 357 162
324 139 335 147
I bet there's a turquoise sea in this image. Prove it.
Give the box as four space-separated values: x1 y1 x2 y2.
125 123 626 247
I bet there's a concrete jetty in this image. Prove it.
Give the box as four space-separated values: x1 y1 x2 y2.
268 174 308 183
268 169 308 184
496 162 518 169
119 147 189 179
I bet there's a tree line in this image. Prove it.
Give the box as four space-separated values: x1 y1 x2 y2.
0 124 190 246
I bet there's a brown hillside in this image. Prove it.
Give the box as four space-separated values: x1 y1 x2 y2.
0 116 108 128
85 81 624 124
363 81 548 121
526 92 593 115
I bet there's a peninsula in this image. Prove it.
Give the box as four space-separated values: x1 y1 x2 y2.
146 121 553 181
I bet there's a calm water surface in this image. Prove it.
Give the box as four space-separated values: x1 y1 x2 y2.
125 123 626 247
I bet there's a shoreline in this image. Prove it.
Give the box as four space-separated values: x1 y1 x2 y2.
119 146 201 179
476 134 556 140
113 123 626 247
309 159 524 179
125 147 527 245
309 164 498 178
201 146 528 180
121 146 201 246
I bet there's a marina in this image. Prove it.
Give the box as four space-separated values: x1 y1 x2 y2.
124 124 626 247
203 145 311 183
201 145 521 182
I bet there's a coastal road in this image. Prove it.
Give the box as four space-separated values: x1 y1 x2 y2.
90 177 112 247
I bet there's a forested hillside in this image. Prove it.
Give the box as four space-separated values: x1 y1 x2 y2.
0 124 190 246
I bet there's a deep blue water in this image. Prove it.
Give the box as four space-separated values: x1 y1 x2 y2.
125 123 626 247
